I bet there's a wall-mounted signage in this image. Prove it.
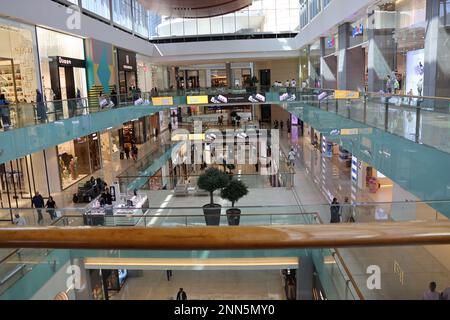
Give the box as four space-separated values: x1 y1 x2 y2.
52 56 86 68
326 38 335 48
117 49 137 72
352 24 364 38
187 95 209 105
152 97 173 106
209 93 266 104
335 90 360 100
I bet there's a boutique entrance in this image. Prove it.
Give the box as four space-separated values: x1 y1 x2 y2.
49 56 87 118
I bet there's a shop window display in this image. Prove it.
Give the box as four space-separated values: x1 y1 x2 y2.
57 134 101 190
0 19 39 104
58 140 89 190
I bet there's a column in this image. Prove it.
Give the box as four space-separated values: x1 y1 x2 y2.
337 23 365 91
225 63 232 89
423 0 440 98
367 15 396 92
337 23 350 90
297 256 313 300
320 37 337 89
206 69 212 88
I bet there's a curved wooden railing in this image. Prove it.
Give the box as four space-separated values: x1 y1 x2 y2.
0 221 450 250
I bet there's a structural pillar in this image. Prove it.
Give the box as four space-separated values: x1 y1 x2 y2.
337 23 350 90
423 0 440 98
367 13 396 92
297 256 313 300
225 63 232 88
337 23 366 91
320 37 337 89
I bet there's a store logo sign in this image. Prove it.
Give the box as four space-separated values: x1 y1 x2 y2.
352 24 364 38
66 5 81 30
59 57 72 66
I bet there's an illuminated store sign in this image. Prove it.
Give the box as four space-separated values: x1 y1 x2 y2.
352 24 364 38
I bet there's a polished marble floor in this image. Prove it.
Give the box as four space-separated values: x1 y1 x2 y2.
111 270 286 300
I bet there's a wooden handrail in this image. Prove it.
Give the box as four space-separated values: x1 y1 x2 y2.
0 221 449 250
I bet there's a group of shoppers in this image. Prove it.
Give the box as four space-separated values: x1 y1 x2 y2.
122 144 139 161
13 191 58 226
330 197 355 223
423 281 450 300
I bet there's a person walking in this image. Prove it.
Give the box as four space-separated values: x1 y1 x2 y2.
124 145 130 160
0 94 11 130
330 197 341 223
46 196 57 221
13 214 26 226
131 144 138 161
280 120 284 131
341 197 354 223
166 270 173 281
32 191 45 225
36 89 47 123
422 282 440 300
288 148 297 167
111 88 118 107
176 288 187 300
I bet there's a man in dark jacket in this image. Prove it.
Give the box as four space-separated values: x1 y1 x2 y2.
176 288 187 300
330 198 341 223
32 191 45 224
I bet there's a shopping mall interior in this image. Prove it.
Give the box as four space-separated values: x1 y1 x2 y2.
0 0 450 302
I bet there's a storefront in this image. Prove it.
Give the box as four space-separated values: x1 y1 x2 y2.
0 148 60 214
148 113 160 137
57 133 101 190
0 18 39 105
117 48 138 99
100 126 121 164
37 27 87 118
119 117 147 150
367 0 426 93
137 54 165 93
159 109 170 133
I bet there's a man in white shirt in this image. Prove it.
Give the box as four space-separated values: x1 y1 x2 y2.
291 79 297 88
422 282 440 300
13 214 26 226
285 80 290 87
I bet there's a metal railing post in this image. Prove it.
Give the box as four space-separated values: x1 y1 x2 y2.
415 108 421 143
384 101 389 131
363 94 367 124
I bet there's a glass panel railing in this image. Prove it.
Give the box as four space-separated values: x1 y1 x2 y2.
1 199 448 228
292 88 450 154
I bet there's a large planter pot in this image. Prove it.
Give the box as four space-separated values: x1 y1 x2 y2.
226 208 241 226
203 204 222 226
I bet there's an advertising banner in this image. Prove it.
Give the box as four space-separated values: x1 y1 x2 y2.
187 95 209 105
208 93 266 104
335 90 360 100
152 97 174 106
406 49 425 96
279 92 298 102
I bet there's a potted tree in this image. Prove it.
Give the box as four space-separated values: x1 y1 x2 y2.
221 179 249 226
197 168 230 226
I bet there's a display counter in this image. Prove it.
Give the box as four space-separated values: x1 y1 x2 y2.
84 194 149 226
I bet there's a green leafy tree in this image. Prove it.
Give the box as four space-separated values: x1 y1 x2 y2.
197 168 230 205
221 179 249 207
